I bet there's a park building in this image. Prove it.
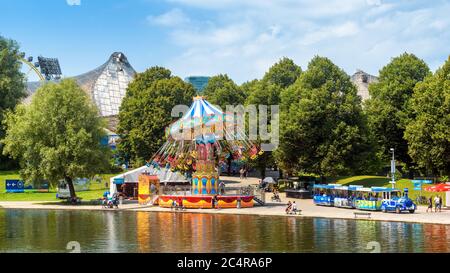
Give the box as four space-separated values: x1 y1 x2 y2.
185 76 210 94
26 52 136 132
351 70 379 101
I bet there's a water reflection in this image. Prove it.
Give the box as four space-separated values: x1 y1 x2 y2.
0 209 449 253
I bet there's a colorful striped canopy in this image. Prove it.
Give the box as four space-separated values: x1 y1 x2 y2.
168 96 227 139
183 96 223 119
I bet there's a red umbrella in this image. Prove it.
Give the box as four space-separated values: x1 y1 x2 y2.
424 183 450 192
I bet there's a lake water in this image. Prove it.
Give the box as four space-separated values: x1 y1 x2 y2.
0 209 449 253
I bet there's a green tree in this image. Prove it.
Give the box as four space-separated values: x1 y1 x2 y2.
276 56 371 178
365 53 430 173
0 36 26 169
117 67 196 165
404 56 450 176
202 74 246 109
245 58 302 178
262 57 302 89
2 79 110 199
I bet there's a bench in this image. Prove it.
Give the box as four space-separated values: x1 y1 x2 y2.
354 212 371 219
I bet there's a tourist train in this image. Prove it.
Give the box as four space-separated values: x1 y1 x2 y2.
313 184 417 213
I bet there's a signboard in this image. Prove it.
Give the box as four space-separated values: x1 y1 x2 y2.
6 180 24 193
138 175 151 205
412 180 433 184
114 178 125 185
412 179 433 191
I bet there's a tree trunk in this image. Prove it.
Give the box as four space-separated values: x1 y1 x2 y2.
66 176 77 199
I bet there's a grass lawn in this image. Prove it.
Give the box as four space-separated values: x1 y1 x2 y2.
0 170 117 202
330 175 446 205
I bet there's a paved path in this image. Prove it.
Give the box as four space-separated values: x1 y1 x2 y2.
1 197 449 225
1 175 449 225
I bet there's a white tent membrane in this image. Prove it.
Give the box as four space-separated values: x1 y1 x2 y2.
109 165 188 196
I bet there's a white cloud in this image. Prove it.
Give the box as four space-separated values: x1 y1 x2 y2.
66 0 81 6
366 0 382 6
147 9 190 27
149 0 450 83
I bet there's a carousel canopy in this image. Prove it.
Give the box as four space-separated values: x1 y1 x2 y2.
168 96 229 140
184 96 223 119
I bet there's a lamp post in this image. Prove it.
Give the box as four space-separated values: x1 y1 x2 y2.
390 148 396 189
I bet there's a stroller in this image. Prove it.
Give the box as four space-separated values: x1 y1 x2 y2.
103 193 120 209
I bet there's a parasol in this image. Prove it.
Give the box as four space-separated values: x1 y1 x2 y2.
263 177 277 184
424 183 450 192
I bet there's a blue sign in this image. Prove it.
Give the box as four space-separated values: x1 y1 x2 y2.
6 180 25 193
412 179 433 191
113 178 125 185
412 180 433 184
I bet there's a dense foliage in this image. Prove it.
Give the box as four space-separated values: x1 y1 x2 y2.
2 79 110 198
0 36 26 169
404 57 450 175
244 58 302 177
117 67 196 165
203 74 246 109
365 53 430 173
276 56 372 177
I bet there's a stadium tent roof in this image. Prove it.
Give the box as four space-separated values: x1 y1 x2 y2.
25 52 136 118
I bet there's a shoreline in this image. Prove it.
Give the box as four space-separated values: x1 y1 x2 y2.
1 199 449 225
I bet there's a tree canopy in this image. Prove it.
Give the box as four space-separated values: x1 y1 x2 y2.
262 57 302 89
246 57 302 106
202 74 246 109
276 56 371 177
404 56 450 175
0 36 26 169
117 67 196 165
365 53 430 170
2 79 110 198
244 58 302 177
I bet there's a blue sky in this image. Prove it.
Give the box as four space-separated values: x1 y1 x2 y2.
1 0 449 83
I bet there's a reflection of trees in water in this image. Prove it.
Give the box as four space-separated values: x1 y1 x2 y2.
2 209 449 253
1 210 114 252
354 220 379 252
423 224 450 253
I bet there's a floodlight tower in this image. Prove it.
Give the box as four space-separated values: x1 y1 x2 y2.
19 52 62 81
18 53 45 81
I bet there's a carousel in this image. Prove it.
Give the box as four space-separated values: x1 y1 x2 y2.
137 96 262 209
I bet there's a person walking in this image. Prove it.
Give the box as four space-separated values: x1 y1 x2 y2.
439 196 443 212
434 196 440 212
286 201 292 214
292 201 298 214
239 168 245 180
427 197 433 213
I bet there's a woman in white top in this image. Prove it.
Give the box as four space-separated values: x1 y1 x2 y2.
434 196 440 212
